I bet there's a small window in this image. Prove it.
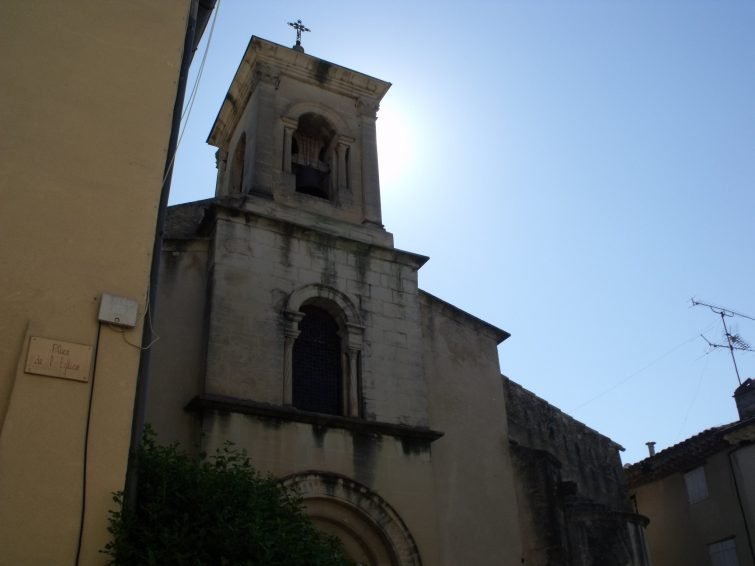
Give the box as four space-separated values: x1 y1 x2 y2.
708 538 740 566
292 305 342 415
684 466 709 504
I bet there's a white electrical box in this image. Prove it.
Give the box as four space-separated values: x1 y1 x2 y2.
98 293 139 328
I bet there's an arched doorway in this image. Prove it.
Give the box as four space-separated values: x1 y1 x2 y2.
282 472 422 566
306 498 397 566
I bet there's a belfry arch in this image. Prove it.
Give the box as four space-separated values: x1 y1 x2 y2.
281 102 355 201
291 113 335 198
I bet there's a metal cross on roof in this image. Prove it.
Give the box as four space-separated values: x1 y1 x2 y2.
287 19 310 47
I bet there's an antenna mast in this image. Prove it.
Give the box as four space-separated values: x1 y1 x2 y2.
692 298 754 385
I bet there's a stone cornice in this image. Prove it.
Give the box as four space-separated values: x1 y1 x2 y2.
185 394 444 444
207 36 391 148
205 198 429 271
419 290 511 344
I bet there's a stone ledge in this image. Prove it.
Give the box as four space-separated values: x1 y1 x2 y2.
185 394 444 443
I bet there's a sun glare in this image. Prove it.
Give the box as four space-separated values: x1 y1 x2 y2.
376 105 414 190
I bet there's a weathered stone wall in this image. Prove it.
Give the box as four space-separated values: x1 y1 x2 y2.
146 235 210 449
504 378 650 565
199 409 440 566
504 377 629 510
147 199 444 565
510 444 570 565
203 209 428 426
564 507 650 566
421 293 524 566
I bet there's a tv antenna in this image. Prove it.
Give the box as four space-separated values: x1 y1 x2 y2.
692 298 755 385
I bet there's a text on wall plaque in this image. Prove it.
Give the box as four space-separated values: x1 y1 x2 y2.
25 336 93 382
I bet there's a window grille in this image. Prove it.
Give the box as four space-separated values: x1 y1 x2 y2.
292 305 342 415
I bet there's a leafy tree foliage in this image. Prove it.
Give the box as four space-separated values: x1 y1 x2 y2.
105 428 353 566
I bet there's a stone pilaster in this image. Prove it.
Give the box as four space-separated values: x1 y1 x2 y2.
250 64 279 198
282 310 303 405
357 99 383 227
215 148 228 195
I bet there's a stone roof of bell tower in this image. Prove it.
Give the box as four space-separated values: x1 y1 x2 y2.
207 36 391 148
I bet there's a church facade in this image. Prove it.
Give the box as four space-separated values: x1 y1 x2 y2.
147 36 648 565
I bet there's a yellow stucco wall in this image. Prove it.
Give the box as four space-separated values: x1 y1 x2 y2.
0 1 190 564
732 443 755 560
633 450 755 566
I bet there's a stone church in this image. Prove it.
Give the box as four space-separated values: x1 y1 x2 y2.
146 35 649 565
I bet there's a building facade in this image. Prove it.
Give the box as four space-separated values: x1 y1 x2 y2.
626 379 755 566
0 2 212 564
146 35 648 565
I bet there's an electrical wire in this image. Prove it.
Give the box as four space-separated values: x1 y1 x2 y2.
116 0 221 354
105 287 160 350
109 324 160 350
676 351 710 438
160 0 222 191
179 0 220 123
571 321 718 412
74 323 103 566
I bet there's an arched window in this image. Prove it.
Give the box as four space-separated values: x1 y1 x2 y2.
283 284 363 417
292 305 342 414
291 113 334 199
229 133 246 193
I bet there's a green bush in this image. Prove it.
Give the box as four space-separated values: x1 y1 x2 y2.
105 428 354 566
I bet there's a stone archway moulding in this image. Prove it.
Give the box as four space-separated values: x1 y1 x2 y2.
282 100 350 134
281 471 422 566
285 283 362 327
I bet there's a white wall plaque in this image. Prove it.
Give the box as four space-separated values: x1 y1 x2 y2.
25 336 93 382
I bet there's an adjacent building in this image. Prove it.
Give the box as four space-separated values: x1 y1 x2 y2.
627 379 755 566
0 2 214 564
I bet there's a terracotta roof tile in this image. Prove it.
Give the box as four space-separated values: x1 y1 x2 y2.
625 417 755 488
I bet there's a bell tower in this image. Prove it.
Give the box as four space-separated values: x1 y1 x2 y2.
207 36 391 244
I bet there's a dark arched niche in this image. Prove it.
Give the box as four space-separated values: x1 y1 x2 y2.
292 113 335 199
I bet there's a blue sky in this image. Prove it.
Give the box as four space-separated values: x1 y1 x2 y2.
170 0 755 464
